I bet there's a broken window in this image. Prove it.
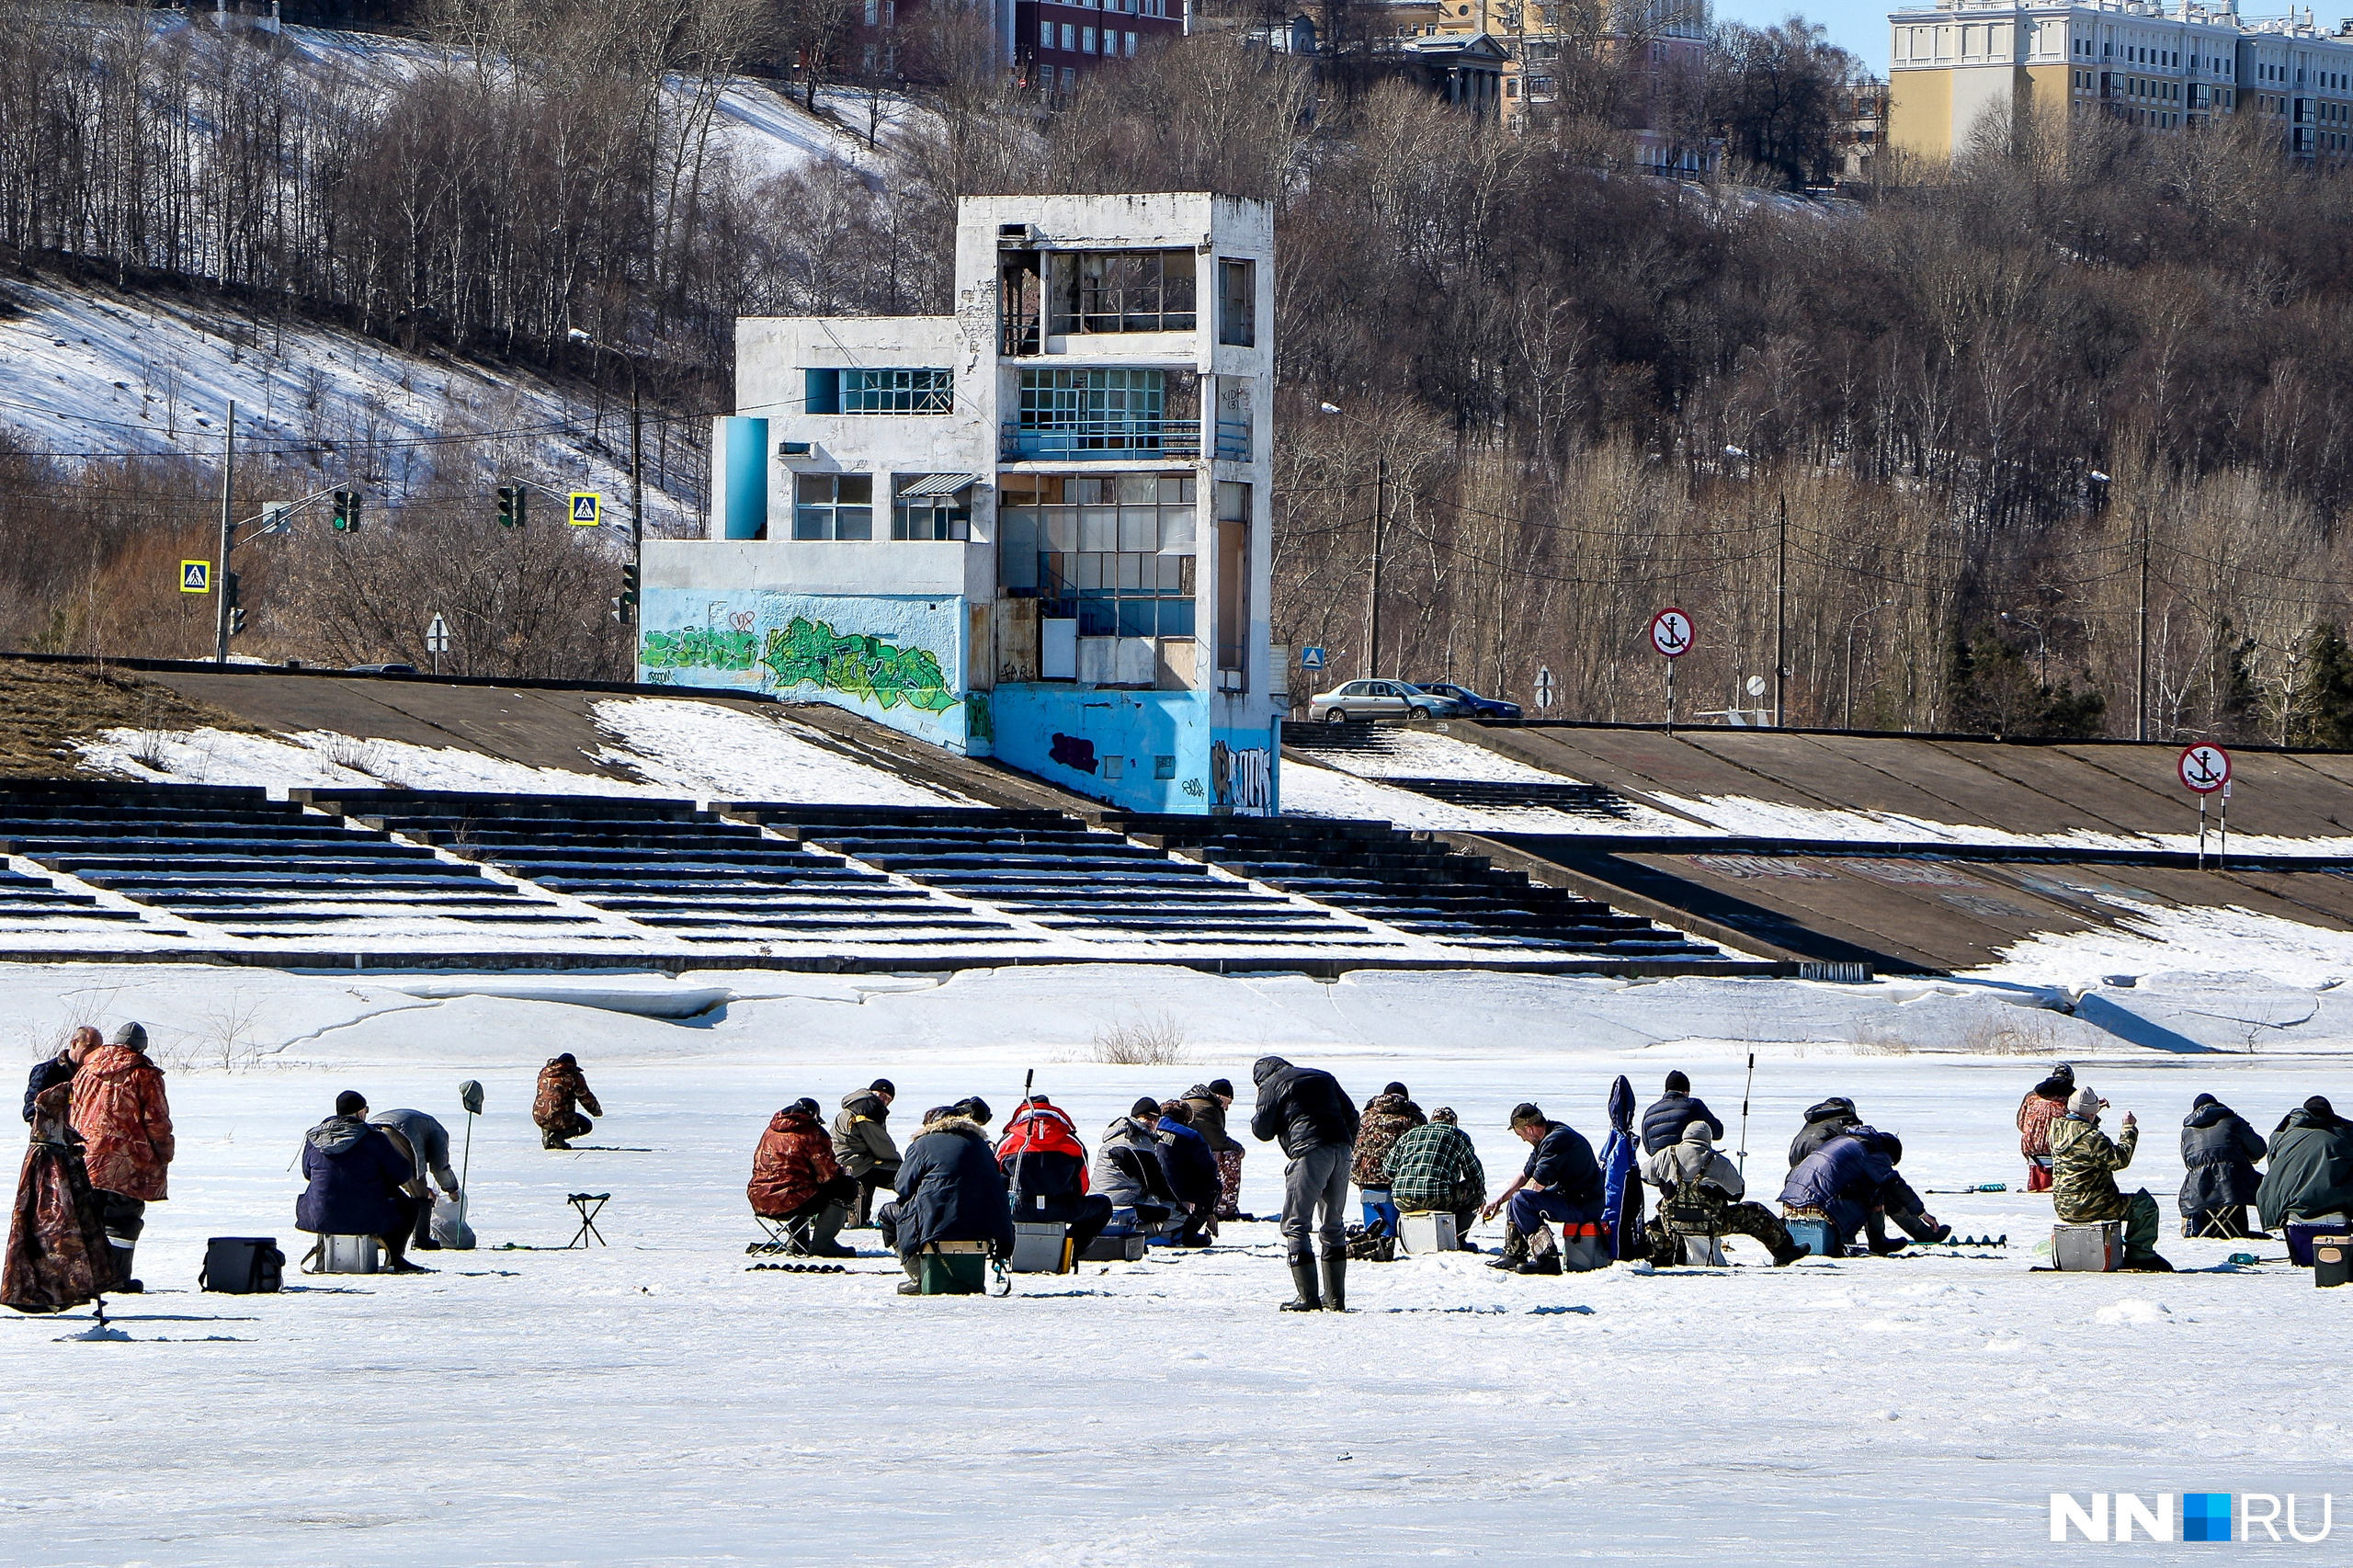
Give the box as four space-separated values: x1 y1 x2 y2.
1009 368 1199 458
1048 249 1197 335
892 475 972 540
1214 481 1250 678
1217 258 1255 347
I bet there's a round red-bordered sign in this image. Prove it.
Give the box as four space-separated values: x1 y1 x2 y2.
2177 743 2231 794
1650 608 1695 659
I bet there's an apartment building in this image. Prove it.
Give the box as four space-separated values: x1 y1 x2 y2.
1017 0 1187 91
1394 0 1709 160
642 194 1283 818
1889 0 2353 160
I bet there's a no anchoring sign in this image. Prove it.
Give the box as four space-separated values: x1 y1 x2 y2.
2178 743 2231 794
1650 607 1694 659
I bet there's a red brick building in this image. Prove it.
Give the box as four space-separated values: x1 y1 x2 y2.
1018 0 1188 91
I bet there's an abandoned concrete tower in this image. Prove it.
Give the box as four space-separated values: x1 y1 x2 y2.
639 192 1281 815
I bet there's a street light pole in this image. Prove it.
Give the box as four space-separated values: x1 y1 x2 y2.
214 400 234 665
1364 455 1386 680
1774 491 1788 728
1845 597 1892 729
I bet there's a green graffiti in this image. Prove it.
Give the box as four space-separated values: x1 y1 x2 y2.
964 691 993 743
762 616 957 713
641 626 759 672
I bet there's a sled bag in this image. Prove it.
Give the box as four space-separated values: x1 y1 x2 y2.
431 1194 476 1251
199 1236 284 1294
2313 1236 2352 1289
2288 1217 2351 1268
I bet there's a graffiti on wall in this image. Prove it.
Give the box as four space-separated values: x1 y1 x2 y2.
761 617 956 713
1211 742 1273 814
641 627 761 673
1049 733 1098 774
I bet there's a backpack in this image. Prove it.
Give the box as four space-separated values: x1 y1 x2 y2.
1661 1169 1725 1235
199 1236 285 1294
1346 1217 1397 1262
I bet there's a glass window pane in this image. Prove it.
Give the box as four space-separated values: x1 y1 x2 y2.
1157 506 1194 554
835 507 872 540
1045 509 1079 552
1118 506 1156 552
1156 555 1185 592
837 475 872 504
1077 506 1117 551
1079 601 1117 635
794 507 830 540
1115 474 1156 504
1116 553 1143 590
797 474 833 504
1160 597 1195 637
1118 599 1156 637
1077 554 1103 591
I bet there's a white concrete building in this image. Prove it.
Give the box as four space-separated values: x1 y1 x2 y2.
640 192 1283 817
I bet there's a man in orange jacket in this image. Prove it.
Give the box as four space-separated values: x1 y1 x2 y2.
67 1022 174 1292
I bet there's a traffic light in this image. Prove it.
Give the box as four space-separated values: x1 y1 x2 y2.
496 485 525 528
331 490 360 531
228 607 246 637
620 563 641 608
226 571 245 637
609 597 623 623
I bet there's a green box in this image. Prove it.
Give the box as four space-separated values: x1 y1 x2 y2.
919 1245 987 1295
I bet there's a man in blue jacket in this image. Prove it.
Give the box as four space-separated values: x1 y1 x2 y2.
1483 1103 1604 1275
1251 1055 1358 1312
296 1091 428 1273
1779 1126 1906 1255
879 1106 1014 1296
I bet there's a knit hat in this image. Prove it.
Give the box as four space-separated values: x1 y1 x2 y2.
2308 1096 2336 1120
2192 1092 2218 1110
1207 1078 1233 1097
2049 1063 2075 1086
555 1052 576 1068
2067 1086 2102 1119
1433 1107 1458 1125
956 1096 992 1126
1131 1096 1163 1119
110 1021 148 1051
1664 1070 1690 1094
1682 1119 1714 1144
334 1090 367 1117
870 1078 896 1096
1381 1081 1410 1098
1508 1102 1545 1129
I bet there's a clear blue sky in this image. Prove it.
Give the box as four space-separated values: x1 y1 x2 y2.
1714 0 1891 75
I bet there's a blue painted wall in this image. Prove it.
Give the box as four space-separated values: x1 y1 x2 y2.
990 686 1278 815
713 418 769 540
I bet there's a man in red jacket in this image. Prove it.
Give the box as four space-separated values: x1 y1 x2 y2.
749 1098 857 1257
67 1022 173 1292
995 1096 1113 1259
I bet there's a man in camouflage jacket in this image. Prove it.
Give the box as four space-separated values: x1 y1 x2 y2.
2049 1085 2170 1270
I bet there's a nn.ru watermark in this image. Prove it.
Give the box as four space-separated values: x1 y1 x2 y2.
2051 1494 2336 1543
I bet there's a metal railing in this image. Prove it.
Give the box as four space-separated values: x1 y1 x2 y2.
1214 418 1251 461
1001 418 1204 460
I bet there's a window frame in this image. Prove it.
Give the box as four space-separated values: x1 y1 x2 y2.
792 472 875 540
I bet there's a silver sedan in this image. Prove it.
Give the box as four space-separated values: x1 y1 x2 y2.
1306 679 1465 723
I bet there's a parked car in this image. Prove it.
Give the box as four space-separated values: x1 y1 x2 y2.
1412 681 1522 720
346 664 418 675
1306 679 1466 723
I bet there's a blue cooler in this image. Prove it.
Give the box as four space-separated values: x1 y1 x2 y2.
1785 1217 1837 1257
1360 1187 1399 1238
2289 1217 2350 1267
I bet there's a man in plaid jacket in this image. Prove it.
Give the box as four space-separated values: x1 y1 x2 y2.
1383 1108 1484 1249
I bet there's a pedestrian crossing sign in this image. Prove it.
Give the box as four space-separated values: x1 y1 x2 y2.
569 493 601 527
179 560 210 594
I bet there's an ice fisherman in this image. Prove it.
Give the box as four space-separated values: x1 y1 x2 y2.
750 1096 858 1258
2177 1093 2268 1239
1094 1097 1181 1240
22 1027 97 1129
1779 1125 1911 1256
2256 1096 2353 1233
833 1079 902 1227
1483 1103 1604 1276
2049 1085 2171 1272
1250 1054 1358 1312
533 1053 602 1151
1181 1080 1245 1221
1645 1119 1806 1267
2017 1063 2075 1193
1351 1082 1427 1233
995 1096 1112 1260
1382 1107 1485 1249
1641 1072 1722 1155
1787 1095 1949 1248
878 1105 1012 1296
3 1074 119 1312
1154 1099 1220 1246
297 1091 429 1274
68 1022 172 1293
368 1108 465 1251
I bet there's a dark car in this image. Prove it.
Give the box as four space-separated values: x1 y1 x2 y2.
1412 681 1521 720
346 664 418 675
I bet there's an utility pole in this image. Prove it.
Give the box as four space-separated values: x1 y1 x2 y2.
630 376 644 651
2136 498 2150 742
214 400 234 665
1363 454 1386 680
1773 492 1788 728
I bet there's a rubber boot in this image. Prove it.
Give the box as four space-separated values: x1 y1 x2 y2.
1320 1254 1347 1312
1893 1206 1949 1245
1279 1257 1322 1311
1486 1221 1528 1270
803 1202 855 1258
897 1253 922 1295
109 1238 141 1293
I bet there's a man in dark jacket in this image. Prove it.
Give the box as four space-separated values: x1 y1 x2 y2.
22 1027 97 1131
1642 1072 1722 1155
878 1107 1013 1295
832 1081 901 1227
2257 1097 2353 1233
997 1096 1112 1259
1787 1096 1949 1249
369 1107 464 1252
1482 1103 1604 1276
297 1091 427 1273
1779 1127 1905 1256
1156 1100 1222 1246
1183 1081 1245 1221
2179 1093 2268 1238
1250 1055 1358 1312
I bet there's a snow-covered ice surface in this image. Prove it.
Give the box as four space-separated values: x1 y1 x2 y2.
589 697 962 805
4 960 2347 1566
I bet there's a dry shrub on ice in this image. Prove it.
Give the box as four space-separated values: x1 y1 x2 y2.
1854 1011 2066 1057
1091 1008 1189 1066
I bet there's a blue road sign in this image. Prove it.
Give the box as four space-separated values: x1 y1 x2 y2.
1300 646 1326 670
